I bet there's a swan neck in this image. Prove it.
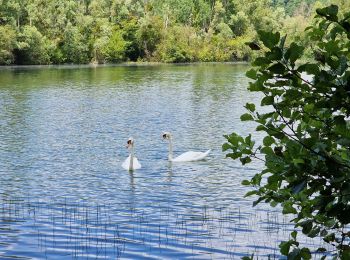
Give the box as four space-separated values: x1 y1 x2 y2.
129 145 134 171
168 138 173 161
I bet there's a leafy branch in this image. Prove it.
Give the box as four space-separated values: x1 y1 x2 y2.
224 4 350 259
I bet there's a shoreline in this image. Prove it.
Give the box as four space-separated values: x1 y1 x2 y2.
0 61 250 70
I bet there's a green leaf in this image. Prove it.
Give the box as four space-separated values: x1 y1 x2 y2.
226 152 242 160
270 200 278 207
300 220 313 234
244 134 254 145
240 156 252 165
279 35 287 49
245 103 256 112
263 136 275 146
252 57 270 66
308 227 321 238
268 63 285 74
336 55 348 75
261 146 274 155
285 43 304 64
258 30 280 49
246 41 261 50
244 190 257 197
246 69 258 79
316 5 339 22
283 203 298 214
341 21 350 32
226 133 244 146
261 96 274 106
323 233 335 243
279 241 291 255
241 180 251 186
241 255 254 260
251 173 263 185
304 103 314 113
222 143 232 152
253 197 264 207
240 113 254 121
288 248 301 260
300 247 311 260
297 63 320 75
256 125 266 131
341 248 350 259
267 47 283 60
320 229 328 237
293 158 305 165
248 82 265 91
267 174 280 190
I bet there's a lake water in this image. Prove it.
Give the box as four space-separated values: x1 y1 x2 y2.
0 64 327 259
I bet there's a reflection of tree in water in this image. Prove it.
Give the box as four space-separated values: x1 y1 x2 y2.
187 64 253 147
0 80 33 198
190 64 249 103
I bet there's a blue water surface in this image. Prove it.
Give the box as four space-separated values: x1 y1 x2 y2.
0 64 328 259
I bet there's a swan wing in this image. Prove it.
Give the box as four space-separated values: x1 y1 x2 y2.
172 149 211 162
121 155 142 170
132 157 142 169
122 155 131 170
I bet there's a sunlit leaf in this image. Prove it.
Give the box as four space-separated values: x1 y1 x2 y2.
240 113 254 121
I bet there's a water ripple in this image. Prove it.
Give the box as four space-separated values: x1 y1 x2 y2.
0 64 331 259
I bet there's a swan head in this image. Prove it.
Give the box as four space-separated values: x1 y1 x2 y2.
162 132 172 140
126 137 134 149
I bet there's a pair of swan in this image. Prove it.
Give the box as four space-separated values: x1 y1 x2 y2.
122 132 211 171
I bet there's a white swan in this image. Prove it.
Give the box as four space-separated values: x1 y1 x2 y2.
162 132 211 162
122 137 141 171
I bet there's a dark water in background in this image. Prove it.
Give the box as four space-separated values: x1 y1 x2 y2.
0 64 328 259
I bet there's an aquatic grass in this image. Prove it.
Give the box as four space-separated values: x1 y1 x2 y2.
0 195 333 259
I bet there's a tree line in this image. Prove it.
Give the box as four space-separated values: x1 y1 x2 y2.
0 0 330 65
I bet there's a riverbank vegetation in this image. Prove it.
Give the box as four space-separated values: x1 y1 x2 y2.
0 0 338 65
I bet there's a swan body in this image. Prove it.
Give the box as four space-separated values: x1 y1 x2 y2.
122 154 141 170
162 132 211 162
171 150 211 162
122 137 141 171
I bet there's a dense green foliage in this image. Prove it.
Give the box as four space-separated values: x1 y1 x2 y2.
224 4 350 259
0 0 329 65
